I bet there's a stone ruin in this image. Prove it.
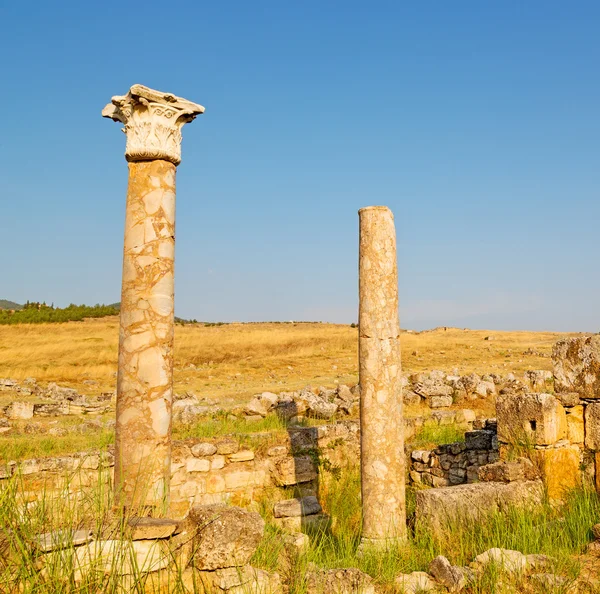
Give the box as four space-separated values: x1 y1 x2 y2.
2 82 600 592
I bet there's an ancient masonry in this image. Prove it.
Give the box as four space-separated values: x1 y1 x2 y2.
102 85 204 511
358 206 406 546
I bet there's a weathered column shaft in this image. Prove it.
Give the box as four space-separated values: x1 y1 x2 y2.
103 84 204 511
358 205 406 545
115 159 176 510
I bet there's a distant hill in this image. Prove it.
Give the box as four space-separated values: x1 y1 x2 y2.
0 302 119 324
0 300 23 310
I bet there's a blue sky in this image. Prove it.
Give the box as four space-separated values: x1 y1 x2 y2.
0 1 598 330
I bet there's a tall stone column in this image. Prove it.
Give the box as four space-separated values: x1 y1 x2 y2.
358 206 406 547
102 85 204 512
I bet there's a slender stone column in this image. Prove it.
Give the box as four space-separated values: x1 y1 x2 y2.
102 85 204 512
358 206 406 547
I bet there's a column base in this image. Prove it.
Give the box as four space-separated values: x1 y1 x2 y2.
357 535 407 556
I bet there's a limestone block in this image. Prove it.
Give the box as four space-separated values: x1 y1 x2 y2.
472 548 528 574
66 539 171 577
477 459 538 483
306 568 375 594
211 455 226 470
271 456 317 486
429 556 469 592
267 446 288 457
395 571 437 593
415 481 544 534
224 470 254 490
273 496 322 518
295 389 338 419
192 443 217 457
429 395 453 408
244 397 268 417
34 529 93 552
566 405 584 444
585 403 600 450
195 565 282 594
229 451 255 463
186 458 210 473
206 474 226 494
455 409 477 425
188 504 264 570
536 445 581 502
5 402 34 420
553 336 600 398
413 379 453 398
127 517 178 540
496 392 567 446
216 439 239 455
273 513 330 533
556 392 581 407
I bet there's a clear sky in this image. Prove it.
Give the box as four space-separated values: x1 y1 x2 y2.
0 1 598 331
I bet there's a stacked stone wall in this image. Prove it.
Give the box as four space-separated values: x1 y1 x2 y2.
409 421 499 487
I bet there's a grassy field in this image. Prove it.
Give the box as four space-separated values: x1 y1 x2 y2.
0 318 579 408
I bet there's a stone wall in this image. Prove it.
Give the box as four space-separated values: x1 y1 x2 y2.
409 421 499 487
0 421 360 518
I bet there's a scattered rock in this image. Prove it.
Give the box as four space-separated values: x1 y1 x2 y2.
307 568 375 594
273 496 322 518
429 555 468 591
395 571 436 593
188 504 265 570
472 548 527 574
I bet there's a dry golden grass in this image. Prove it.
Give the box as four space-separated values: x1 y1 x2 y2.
0 318 581 407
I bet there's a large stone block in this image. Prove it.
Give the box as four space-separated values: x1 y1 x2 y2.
536 445 581 502
273 496 321 518
553 336 600 398
271 456 317 486
415 480 544 534
496 392 566 446
566 405 584 444
188 504 264 570
585 403 600 450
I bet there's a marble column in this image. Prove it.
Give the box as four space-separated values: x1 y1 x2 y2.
358 206 406 547
102 85 204 512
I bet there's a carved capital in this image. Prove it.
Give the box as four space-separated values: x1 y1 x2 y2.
102 84 204 166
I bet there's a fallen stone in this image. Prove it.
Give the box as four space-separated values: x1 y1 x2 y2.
188 504 264 570
244 397 268 418
429 555 467 592
272 513 330 533
281 532 309 553
395 571 436 593
127 517 178 540
273 496 322 518
429 395 453 408
5 402 34 420
306 568 375 594
416 481 544 534
472 548 527 574
295 389 338 419
34 529 93 552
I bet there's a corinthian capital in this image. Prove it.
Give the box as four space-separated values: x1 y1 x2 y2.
102 84 205 165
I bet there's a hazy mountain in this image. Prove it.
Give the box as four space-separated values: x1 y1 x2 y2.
0 300 22 310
